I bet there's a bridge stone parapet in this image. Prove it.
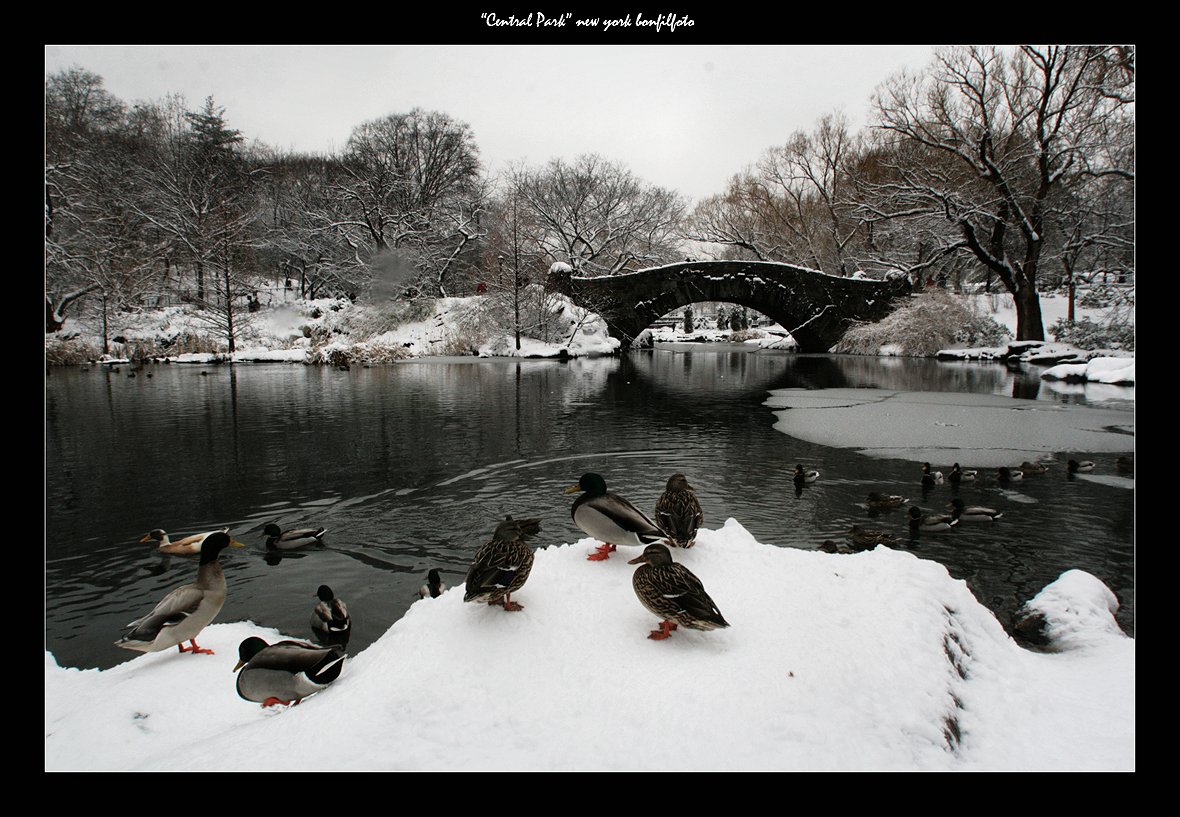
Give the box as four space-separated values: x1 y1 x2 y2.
547 260 911 352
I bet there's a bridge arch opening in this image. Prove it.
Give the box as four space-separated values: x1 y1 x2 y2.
641 302 797 348
548 260 911 352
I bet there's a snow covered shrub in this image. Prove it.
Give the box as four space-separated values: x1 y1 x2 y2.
833 290 1010 357
1050 317 1135 351
730 329 765 343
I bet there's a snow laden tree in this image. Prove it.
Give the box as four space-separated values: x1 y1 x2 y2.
509 154 686 276
688 114 869 275
255 151 365 301
862 46 1135 341
333 109 484 299
479 183 563 350
127 95 259 352
45 67 158 336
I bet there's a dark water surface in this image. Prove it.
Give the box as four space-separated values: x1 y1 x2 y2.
45 350 1135 670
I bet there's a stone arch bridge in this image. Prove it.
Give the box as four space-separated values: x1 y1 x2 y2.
547 260 912 352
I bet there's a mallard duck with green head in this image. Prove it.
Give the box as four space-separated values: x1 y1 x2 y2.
463 516 540 612
947 464 977 485
996 466 1023 483
1067 459 1096 474
263 523 327 551
654 473 704 549
948 498 1003 522
1020 461 1049 476
565 472 667 561
908 505 958 533
233 637 346 707
140 527 230 556
793 464 820 487
628 543 729 640
310 585 351 645
922 462 945 487
115 531 246 655
418 568 447 599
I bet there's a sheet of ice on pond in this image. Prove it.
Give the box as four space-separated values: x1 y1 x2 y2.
764 388 1134 467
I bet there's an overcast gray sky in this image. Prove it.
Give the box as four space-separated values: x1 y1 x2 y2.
45 45 936 202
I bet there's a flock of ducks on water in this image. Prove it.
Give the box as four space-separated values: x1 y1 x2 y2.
816 454 1133 552
112 454 1131 708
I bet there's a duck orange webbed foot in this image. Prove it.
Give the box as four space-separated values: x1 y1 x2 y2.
647 621 678 640
587 543 617 561
502 599 524 612
178 640 214 655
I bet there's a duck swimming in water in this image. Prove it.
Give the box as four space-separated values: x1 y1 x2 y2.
947 498 1003 523
140 527 230 556
908 505 958 533
419 568 447 599
922 462 945 487
310 585 351 645
263 523 327 551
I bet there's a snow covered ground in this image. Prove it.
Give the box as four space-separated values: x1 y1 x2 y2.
44 518 1133 772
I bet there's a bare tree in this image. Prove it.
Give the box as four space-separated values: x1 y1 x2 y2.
511 154 686 275
863 45 1134 340
688 114 869 275
333 109 484 297
45 68 165 337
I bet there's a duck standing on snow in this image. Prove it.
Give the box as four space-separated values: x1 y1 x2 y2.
565 472 667 561
140 527 230 556
628 543 730 640
418 568 447 599
263 523 327 551
654 473 704 549
908 505 958 533
310 585 351 646
115 531 246 655
233 637 346 707
947 498 1003 523
463 516 540 612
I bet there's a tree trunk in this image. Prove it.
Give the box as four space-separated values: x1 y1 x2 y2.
1014 287 1046 342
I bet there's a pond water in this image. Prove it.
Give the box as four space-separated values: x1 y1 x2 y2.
45 348 1135 670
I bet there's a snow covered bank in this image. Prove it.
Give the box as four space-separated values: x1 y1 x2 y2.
1041 356 1135 386
45 519 1133 772
46 292 621 365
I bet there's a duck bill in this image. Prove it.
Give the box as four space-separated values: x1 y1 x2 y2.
232 660 246 672
563 483 582 495
139 534 153 544
228 538 247 549
627 554 649 565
